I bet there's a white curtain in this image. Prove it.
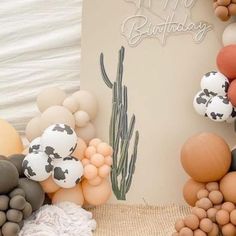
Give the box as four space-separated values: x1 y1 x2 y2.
0 0 82 133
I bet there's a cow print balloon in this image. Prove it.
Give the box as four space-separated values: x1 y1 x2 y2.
200 71 229 97
22 152 53 181
29 137 41 153
193 90 211 116
206 95 233 122
41 124 77 159
52 157 83 188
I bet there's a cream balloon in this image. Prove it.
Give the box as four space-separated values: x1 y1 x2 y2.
72 91 98 120
25 117 42 142
74 111 90 128
41 106 75 131
223 23 236 46
75 122 96 144
63 96 80 113
37 87 66 112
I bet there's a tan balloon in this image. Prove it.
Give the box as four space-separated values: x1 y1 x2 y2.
40 176 60 193
0 119 23 156
37 87 66 112
71 138 87 160
41 105 75 131
25 117 42 142
75 122 96 144
223 23 236 46
82 179 111 206
52 183 84 206
72 90 98 120
63 96 80 113
74 111 90 128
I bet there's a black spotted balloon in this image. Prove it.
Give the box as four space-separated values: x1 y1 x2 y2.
52 157 83 188
41 124 77 159
29 137 41 153
193 90 211 116
22 152 53 181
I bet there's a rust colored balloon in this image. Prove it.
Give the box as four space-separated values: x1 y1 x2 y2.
181 133 231 182
228 80 236 106
217 45 236 80
183 179 205 206
220 172 236 204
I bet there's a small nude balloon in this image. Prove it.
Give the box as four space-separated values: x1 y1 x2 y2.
25 117 42 142
63 96 80 113
75 123 96 144
83 164 98 180
52 183 84 206
98 165 111 178
74 111 90 128
82 179 111 206
89 138 102 147
72 138 87 161
97 142 113 157
88 176 103 186
40 176 60 193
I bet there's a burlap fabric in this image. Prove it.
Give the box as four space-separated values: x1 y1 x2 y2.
89 204 191 236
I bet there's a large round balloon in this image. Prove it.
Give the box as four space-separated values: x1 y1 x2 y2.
82 179 111 206
181 133 231 182
0 161 19 194
0 119 23 156
22 152 53 181
217 45 236 80
41 124 77 159
193 91 211 116
52 183 84 205
200 71 229 96
220 172 236 204
228 80 236 107
18 178 44 211
222 23 236 46
206 96 232 122
52 157 83 188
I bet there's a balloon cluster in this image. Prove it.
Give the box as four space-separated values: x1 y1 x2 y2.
213 0 236 21
23 124 83 189
25 88 98 144
193 23 236 124
173 132 236 235
0 155 44 236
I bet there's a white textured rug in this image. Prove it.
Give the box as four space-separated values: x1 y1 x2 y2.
0 0 82 134
20 202 96 236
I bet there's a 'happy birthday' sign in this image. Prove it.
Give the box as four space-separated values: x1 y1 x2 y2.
121 0 213 46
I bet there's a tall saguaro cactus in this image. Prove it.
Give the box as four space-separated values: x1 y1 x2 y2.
100 46 139 200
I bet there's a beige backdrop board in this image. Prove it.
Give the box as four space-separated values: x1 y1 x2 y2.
81 0 236 205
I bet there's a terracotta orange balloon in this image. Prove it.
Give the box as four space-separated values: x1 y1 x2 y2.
71 138 87 160
52 183 84 206
183 179 205 206
217 45 236 80
47 192 55 200
220 172 236 204
40 176 60 193
0 119 23 156
82 179 111 206
181 133 231 182
228 80 236 107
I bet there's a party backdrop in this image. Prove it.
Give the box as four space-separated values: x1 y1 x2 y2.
81 0 236 204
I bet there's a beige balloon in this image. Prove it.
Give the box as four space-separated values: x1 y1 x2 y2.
37 87 66 112
75 122 96 144
222 23 236 46
63 96 80 113
74 110 90 128
25 116 42 142
41 105 75 131
72 90 98 120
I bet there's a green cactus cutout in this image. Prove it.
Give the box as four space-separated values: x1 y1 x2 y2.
100 46 139 200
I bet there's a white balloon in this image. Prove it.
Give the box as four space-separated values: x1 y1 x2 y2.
52 157 84 188
29 137 42 153
200 71 229 97
206 96 233 122
41 124 77 159
222 23 236 46
22 152 53 181
193 90 211 116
